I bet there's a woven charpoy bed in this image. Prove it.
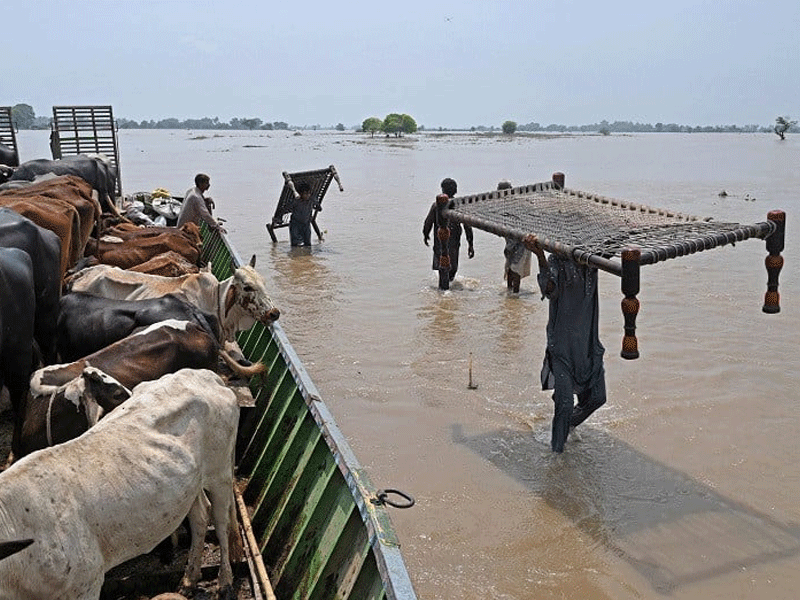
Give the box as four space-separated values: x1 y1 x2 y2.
438 172 785 359
266 165 343 242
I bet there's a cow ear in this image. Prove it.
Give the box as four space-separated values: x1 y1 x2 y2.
249 254 257 268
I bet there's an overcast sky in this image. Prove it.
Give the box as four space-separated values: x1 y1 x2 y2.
6 0 799 128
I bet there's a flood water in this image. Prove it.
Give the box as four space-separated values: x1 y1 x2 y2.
18 129 800 599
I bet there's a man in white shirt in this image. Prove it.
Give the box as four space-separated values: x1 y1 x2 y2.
177 173 224 232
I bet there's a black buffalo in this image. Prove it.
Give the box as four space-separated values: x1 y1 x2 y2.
0 142 18 168
8 155 118 214
57 292 220 362
0 246 36 459
0 207 62 364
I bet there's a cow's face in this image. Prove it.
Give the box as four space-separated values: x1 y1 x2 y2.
81 366 131 416
228 261 280 326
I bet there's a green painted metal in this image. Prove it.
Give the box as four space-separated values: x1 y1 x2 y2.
198 224 416 600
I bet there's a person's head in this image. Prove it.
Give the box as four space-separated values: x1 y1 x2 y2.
195 173 210 192
497 180 512 191
296 181 312 198
440 177 457 197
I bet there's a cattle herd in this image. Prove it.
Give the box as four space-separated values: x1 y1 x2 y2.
0 154 280 599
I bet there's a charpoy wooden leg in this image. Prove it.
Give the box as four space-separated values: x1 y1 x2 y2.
311 215 323 241
265 222 277 243
436 193 451 290
763 210 785 314
620 247 641 360
552 172 565 189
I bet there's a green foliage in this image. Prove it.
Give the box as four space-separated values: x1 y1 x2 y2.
401 114 417 134
381 113 403 136
501 120 517 134
378 113 416 137
11 104 35 129
774 116 797 140
362 117 382 136
335 123 345 131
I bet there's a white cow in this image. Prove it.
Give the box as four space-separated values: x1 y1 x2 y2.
66 254 279 344
0 368 240 600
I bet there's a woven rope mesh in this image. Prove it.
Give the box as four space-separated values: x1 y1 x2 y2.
448 184 757 258
272 167 335 225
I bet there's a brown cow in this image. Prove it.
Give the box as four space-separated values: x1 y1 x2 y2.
84 223 202 269
128 250 200 277
0 175 101 277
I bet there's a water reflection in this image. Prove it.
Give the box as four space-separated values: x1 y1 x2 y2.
266 243 340 331
453 424 800 594
416 291 463 344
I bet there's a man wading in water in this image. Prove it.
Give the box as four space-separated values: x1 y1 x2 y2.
525 234 607 453
422 177 474 282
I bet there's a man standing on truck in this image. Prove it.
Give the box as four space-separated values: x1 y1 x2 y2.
177 173 224 233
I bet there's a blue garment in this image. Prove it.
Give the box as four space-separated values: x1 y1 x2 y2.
289 195 314 246
289 219 312 246
537 254 606 452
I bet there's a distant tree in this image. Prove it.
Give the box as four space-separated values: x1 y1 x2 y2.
599 127 610 136
362 117 382 137
502 120 517 134
238 118 262 130
774 116 797 140
11 103 35 129
335 123 345 131
117 118 140 129
381 113 404 137
156 118 181 129
400 114 417 135
273 121 289 130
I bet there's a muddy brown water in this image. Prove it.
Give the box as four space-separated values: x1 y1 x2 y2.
9 129 800 599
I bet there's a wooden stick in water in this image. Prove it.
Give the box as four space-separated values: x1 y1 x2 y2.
468 353 478 390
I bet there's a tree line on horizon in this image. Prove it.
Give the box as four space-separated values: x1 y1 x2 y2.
8 104 798 135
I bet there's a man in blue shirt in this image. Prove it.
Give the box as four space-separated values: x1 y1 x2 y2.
289 181 314 247
525 234 607 453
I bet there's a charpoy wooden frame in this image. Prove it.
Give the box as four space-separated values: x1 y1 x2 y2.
440 172 785 359
0 107 19 166
50 105 122 197
266 165 343 243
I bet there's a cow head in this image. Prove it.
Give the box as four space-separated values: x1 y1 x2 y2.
30 365 132 432
223 255 280 332
0 165 14 184
81 366 132 417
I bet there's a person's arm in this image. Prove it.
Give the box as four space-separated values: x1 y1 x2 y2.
422 203 435 246
191 195 221 231
464 224 474 258
525 235 556 297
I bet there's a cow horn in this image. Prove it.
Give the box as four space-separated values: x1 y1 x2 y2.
249 254 256 268
0 539 34 561
224 285 236 318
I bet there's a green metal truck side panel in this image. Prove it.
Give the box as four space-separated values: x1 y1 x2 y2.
197 225 417 600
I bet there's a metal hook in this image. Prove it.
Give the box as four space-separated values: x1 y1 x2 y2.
371 488 415 509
